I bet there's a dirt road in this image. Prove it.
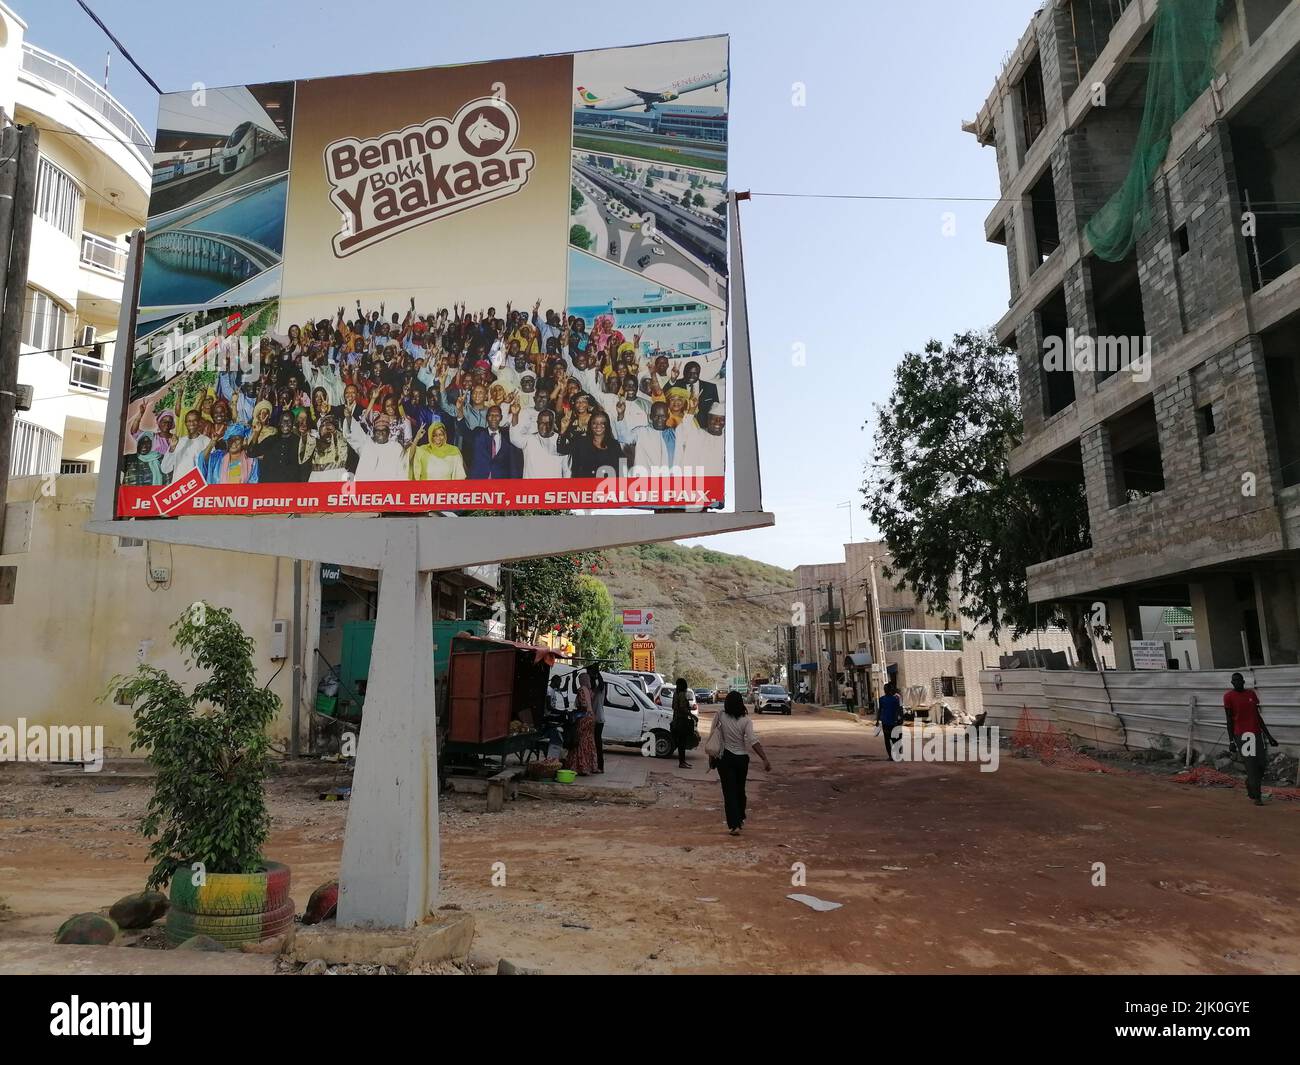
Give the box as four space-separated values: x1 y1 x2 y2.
2 706 1297 974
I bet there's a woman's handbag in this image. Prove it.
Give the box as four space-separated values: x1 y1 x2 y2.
704 723 723 768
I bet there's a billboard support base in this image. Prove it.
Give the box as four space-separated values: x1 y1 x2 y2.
335 520 439 928
89 184 772 929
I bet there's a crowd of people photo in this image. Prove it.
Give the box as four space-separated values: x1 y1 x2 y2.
122 297 727 488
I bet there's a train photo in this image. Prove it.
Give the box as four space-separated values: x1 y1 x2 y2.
220 122 281 176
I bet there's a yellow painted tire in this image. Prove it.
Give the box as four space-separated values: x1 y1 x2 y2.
169 861 291 917
165 898 296 947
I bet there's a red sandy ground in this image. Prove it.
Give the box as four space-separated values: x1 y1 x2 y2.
1 706 1297 974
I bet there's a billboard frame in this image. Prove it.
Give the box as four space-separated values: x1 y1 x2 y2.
88 190 771 929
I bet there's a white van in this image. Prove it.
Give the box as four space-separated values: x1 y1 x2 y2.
552 667 695 758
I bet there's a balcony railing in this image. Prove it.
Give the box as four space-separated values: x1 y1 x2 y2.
9 418 62 477
70 350 111 394
80 232 127 277
19 43 152 167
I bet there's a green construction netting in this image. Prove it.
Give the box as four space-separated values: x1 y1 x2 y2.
1083 0 1223 262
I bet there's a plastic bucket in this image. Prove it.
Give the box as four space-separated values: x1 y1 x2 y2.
555 769 577 784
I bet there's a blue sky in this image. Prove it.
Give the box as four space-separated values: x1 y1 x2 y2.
26 0 1042 570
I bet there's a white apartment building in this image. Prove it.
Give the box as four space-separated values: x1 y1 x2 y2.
3 2 150 478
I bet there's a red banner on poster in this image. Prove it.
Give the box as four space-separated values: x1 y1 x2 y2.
117 476 724 517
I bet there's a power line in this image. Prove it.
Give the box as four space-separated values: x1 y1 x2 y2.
28 123 154 155
75 0 162 95
27 127 1300 215
749 189 1300 212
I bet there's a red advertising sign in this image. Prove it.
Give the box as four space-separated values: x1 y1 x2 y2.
119 476 722 517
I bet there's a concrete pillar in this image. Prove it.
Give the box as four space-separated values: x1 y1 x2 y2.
1104 595 1140 670
338 526 439 928
1189 576 1247 670
1257 563 1300 666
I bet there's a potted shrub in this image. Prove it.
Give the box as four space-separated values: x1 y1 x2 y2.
112 602 293 947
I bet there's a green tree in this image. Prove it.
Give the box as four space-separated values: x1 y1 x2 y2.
508 552 604 645
692 192 705 207
680 189 692 207
712 200 727 218
645 174 654 189
110 603 279 889
573 574 631 667
570 184 584 214
864 330 1100 669
569 224 594 251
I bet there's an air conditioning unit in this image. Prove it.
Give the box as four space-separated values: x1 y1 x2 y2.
77 325 97 348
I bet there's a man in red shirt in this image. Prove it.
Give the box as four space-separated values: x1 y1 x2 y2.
1223 672 1279 805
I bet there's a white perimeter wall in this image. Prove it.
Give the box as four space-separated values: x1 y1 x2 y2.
980 666 1300 759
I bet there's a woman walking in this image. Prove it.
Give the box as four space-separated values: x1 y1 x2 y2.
708 691 771 835
564 671 599 777
671 678 695 769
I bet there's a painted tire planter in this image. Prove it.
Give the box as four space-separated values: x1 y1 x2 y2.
165 898 296 947
169 860 290 917
166 861 293 947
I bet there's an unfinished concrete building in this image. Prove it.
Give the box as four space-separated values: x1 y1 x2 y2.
967 0 1300 670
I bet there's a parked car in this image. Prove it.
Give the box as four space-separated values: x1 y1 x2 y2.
619 670 665 700
693 687 715 704
612 672 648 696
551 667 695 758
655 686 696 711
755 684 792 715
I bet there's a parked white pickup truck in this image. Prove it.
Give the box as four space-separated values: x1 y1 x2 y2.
551 666 697 758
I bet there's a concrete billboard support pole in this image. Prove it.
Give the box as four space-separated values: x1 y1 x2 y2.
337 521 439 927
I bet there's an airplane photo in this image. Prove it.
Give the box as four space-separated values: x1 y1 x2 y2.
575 68 728 112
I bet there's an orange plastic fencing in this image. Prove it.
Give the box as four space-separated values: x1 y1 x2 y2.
1011 707 1113 774
1011 705 1300 798
1170 764 1300 802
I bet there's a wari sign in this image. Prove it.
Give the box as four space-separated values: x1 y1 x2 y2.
1131 639 1168 670
115 36 731 520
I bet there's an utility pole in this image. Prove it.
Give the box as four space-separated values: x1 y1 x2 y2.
825 582 838 705
785 624 797 698
0 120 40 570
502 566 514 641
840 581 855 710
867 557 886 705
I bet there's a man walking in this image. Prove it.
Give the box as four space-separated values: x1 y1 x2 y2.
1224 672 1278 806
878 682 903 762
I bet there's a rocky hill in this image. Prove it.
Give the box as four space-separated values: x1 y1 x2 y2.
599 543 795 688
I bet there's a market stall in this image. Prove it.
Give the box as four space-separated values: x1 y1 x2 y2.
443 634 562 772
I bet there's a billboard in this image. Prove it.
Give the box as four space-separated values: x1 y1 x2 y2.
115 38 729 519
620 608 655 634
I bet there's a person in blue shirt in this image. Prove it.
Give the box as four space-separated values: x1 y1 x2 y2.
877 682 903 762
